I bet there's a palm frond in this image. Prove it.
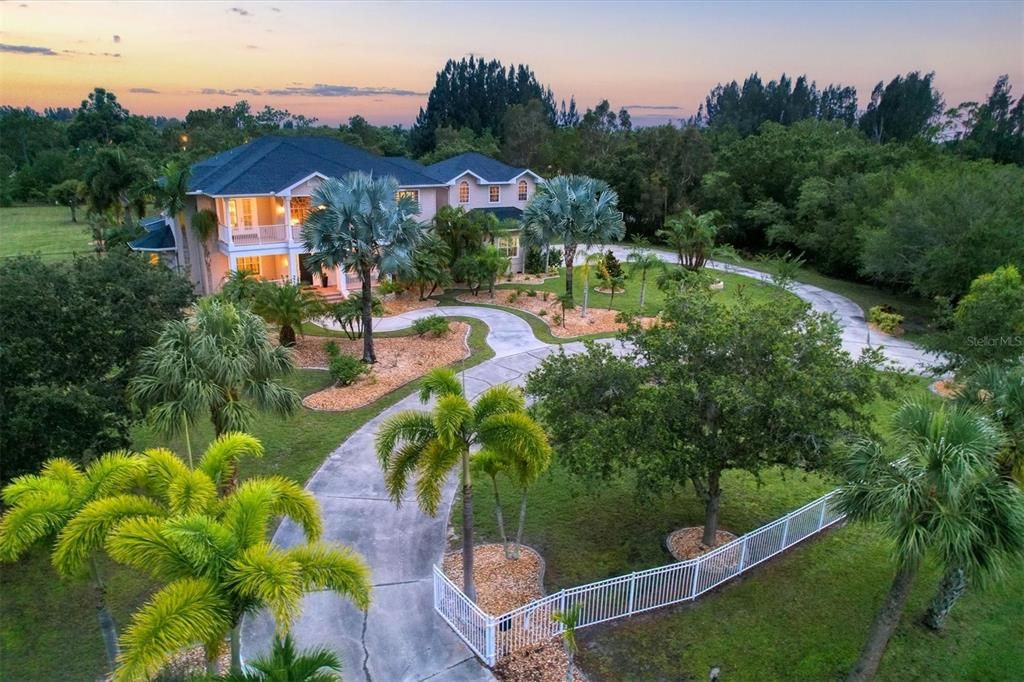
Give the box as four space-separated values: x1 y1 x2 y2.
375 411 437 468
113 577 231 682
0 490 76 561
472 384 526 424
106 516 196 582
40 457 86 490
432 394 473 449
167 469 218 516
2 473 69 506
162 515 238 579
226 543 303 629
80 451 149 502
198 432 265 491
477 412 553 486
288 542 372 611
418 367 463 403
53 494 166 577
222 477 322 548
140 448 192 500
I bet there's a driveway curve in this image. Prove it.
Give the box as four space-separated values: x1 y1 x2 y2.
243 258 939 681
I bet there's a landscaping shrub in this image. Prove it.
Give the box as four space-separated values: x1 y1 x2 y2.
323 340 339 357
527 289 537 297
324 342 369 385
869 305 905 335
412 314 450 337
542 291 550 301
603 249 624 279
538 309 548 317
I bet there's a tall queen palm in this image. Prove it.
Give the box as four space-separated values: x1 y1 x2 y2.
376 368 551 601
302 172 422 363
838 401 1024 681
523 175 626 299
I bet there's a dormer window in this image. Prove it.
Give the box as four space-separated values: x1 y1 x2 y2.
518 179 528 201
458 181 470 203
489 186 500 203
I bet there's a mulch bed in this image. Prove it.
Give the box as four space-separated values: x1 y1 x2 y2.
667 527 738 561
456 291 654 338
162 644 230 678
443 544 584 682
299 323 470 411
384 291 440 315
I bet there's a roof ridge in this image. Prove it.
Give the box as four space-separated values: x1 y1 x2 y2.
278 137 442 187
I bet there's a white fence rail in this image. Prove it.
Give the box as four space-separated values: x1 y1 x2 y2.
433 487 846 666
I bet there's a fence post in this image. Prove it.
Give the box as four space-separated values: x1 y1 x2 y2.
485 616 496 667
690 559 701 597
739 535 749 571
781 515 791 548
627 572 637 616
817 497 828 529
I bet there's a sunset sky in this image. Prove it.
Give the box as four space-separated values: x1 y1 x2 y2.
1 0 1022 126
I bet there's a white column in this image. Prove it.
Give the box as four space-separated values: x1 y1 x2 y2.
283 196 292 241
288 251 300 285
336 266 348 296
228 253 238 273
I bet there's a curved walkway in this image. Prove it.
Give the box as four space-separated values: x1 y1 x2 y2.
243 259 939 681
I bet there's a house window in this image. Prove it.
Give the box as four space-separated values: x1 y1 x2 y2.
518 180 528 201
228 198 256 227
236 256 261 276
489 186 500 203
290 196 311 225
458 181 470 203
395 189 420 202
496 236 519 258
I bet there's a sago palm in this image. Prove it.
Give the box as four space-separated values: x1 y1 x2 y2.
552 603 581 682
130 298 301 460
105 467 370 680
254 282 323 347
222 269 264 307
302 172 422 363
218 632 342 681
0 452 150 669
837 401 1024 681
376 368 551 601
522 175 625 299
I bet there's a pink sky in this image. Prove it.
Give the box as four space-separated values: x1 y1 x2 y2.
1 1 1021 126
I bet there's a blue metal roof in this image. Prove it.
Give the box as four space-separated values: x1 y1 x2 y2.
187 136 446 196
129 217 176 251
425 152 529 183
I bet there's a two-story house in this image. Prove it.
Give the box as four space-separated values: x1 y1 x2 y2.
131 136 543 295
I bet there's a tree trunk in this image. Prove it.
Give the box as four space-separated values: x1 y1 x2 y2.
89 556 120 672
582 271 590 317
461 451 477 601
639 273 647 308
201 243 213 295
563 244 577 299
360 266 376 364
205 644 220 676
512 489 528 560
847 563 919 682
564 647 574 682
922 566 966 631
70 204 78 223
697 470 722 547
230 621 243 674
491 477 509 559
279 324 297 347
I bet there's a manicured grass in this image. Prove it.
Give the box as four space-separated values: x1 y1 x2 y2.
0 204 93 261
451 376 1020 681
494 264 791 316
0 317 492 682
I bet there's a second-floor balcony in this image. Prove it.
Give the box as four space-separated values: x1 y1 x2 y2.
218 222 304 248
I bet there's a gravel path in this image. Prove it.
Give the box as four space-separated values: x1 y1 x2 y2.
243 258 939 681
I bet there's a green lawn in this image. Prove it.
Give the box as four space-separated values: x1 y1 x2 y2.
0 204 93 261
452 376 1022 680
0 317 493 682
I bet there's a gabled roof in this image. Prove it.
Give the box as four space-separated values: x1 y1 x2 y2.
129 217 176 251
425 152 532 184
188 136 446 196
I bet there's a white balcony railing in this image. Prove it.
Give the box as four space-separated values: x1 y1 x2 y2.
218 223 295 248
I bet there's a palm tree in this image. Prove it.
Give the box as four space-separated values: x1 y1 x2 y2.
222 269 264 307
552 603 581 682
158 160 192 272
130 298 301 460
105 469 371 680
405 232 452 300
218 633 342 681
657 210 721 271
85 148 153 227
0 452 150 669
192 208 218 294
578 251 604 318
626 242 664 310
838 401 1024 681
475 244 510 299
302 172 422 363
522 175 625 299
376 368 551 601
956 362 1024 483
471 451 511 558
327 292 385 341
254 282 323 347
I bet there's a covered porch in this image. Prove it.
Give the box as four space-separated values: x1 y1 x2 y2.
228 252 359 297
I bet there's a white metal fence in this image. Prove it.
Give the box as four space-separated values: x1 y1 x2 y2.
432 487 847 666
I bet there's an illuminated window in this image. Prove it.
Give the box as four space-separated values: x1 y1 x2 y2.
489 186 500 203
236 256 261 276
458 181 470 203
289 196 311 225
518 180 528 201
496 236 519 258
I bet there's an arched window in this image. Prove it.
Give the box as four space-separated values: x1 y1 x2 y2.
458 181 470 203
518 179 528 201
